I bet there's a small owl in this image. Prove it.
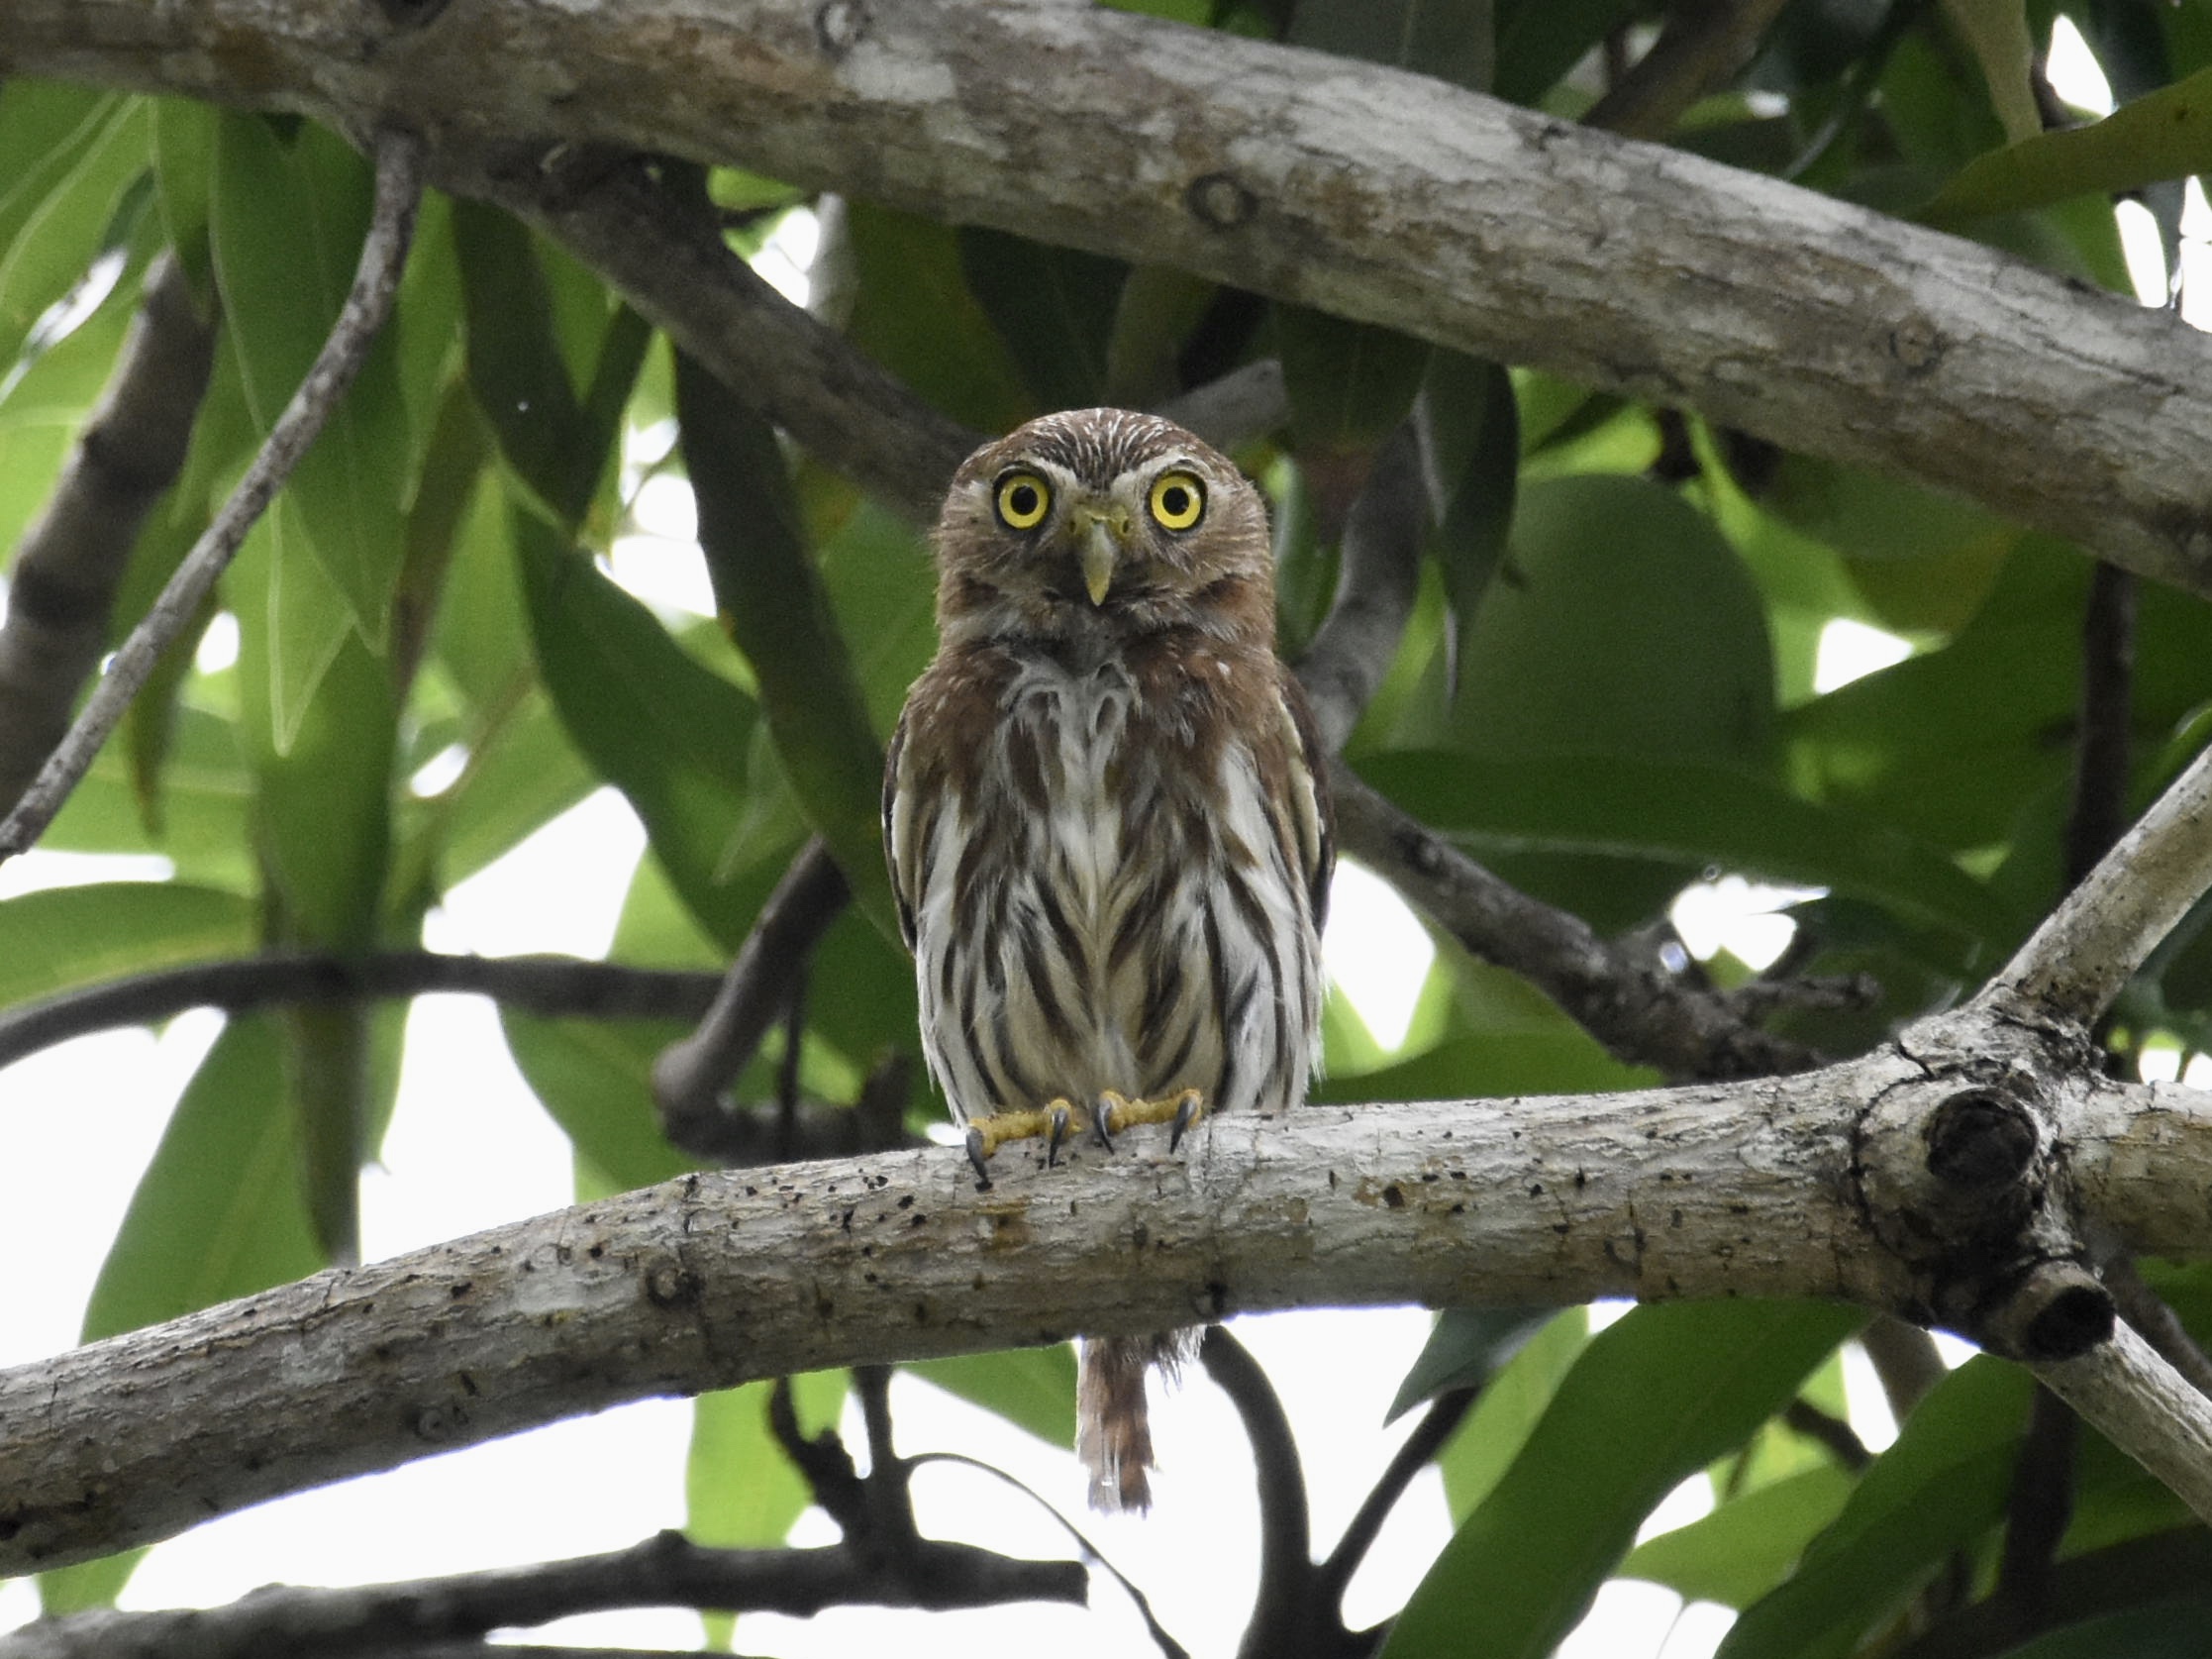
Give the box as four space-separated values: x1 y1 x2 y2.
883 409 1333 1510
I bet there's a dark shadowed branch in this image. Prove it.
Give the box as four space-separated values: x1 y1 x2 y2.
0 254 218 815
0 1527 1082 1659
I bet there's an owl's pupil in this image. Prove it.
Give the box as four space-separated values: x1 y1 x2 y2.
1161 486 1189 517
1009 484 1039 516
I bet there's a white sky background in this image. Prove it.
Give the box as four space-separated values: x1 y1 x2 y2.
5 23 2211 1650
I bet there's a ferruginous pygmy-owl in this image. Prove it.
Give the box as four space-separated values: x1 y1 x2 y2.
883 408 1334 1511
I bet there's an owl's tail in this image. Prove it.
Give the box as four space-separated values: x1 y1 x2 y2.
1077 1328 1196 1512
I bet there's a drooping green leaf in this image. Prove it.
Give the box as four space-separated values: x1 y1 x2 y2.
957 227 1125 414
1437 1305 1588 1520
1715 1356 2030 1659
1922 62 2212 226
210 111 414 644
0 881 251 1014
0 89 150 369
1382 1300 1863 1659
1938 0 2040 143
1493 0 1642 105
1276 304 1431 460
42 705 252 884
501 1010 701 1195
1388 1307 1559 1422
1623 1463 1857 1608
1419 351 1520 674
38 1549 147 1619
83 1012 324 1338
676 354 894 936
510 496 769 947
909 1345 1078 1449
845 202 1032 435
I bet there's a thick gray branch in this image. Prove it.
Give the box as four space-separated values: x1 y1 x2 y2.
6 2 2212 598
3 1015 2207 1574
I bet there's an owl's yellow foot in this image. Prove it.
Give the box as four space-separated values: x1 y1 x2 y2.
960 1089 1206 1186
1092 1089 1207 1153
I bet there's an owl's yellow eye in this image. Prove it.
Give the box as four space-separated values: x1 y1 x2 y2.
995 471 1052 531
1148 470 1205 532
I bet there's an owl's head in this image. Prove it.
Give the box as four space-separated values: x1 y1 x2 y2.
932 409 1273 648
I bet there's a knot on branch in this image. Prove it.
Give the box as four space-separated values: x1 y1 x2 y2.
1856 1050 2110 1359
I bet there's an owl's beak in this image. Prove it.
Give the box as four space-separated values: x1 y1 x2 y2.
1071 504 1131 605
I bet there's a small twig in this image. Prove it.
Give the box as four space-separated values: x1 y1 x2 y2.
0 128 425 862
2066 564 2138 890
0 253 219 814
1155 359 1288 452
1996 1388 2077 1619
0 1528 1081 1659
1781 1397 1872 1474
0 951 721 1071
911 1451 1188 1659
652 838 852 1143
1316 1387 1478 1606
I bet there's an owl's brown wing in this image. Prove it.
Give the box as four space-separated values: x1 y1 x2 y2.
881 703 920 954
1277 665 1336 935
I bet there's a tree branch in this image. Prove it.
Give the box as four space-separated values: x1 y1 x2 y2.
0 253 218 815
1199 1327 1315 1658
2033 1318 2212 1524
1294 421 1427 756
0 951 722 1070
1984 736 2212 1026
1329 767 1825 1080
1582 0 1793 139
10 3 2212 600
0 127 425 862
4 1012 2206 1574
0 1527 1083 1659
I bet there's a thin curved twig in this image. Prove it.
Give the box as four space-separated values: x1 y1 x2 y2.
1199 1327 1321 1656
0 128 426 862
1315 1386 1479 1607
0 951 722 1071
1295 420 1427 755
0 1528 1082 1659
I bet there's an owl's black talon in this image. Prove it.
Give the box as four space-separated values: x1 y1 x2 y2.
1169 1091 1203 1153
1091 1092 1119 1153
964 1126 993 1189
1046 1103 1073 1167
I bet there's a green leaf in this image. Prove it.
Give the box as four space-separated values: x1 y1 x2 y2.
0 881 251 1011
1437 1306 1587 1519
1290 0 1494 91
1358 750 2012 942
1715 1356 2029 1659
909 1345 1077 1448
1419 351 1520 674
0 89 150 368
1388 1307 1559 1421
958 227 1125 413
1922 62 2212 226
84 1012 325 1338
210 112 413 644
676 354 894 936
1623 1463 1857 1607
1454 473 1774 764
510 494 773 947
1276 304 1431 458
845 202 1033 434
500 1010 700 1195
1494 0 1642 105
38 1549 146 1618
1938 0 2040 144
1382 1300 1863 1659
42 705 251 884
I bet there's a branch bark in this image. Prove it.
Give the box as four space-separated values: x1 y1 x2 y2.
8 2 2212 600
2 1004 2206 1575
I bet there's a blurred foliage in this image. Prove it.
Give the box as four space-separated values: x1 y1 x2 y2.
5 0 2212 1651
